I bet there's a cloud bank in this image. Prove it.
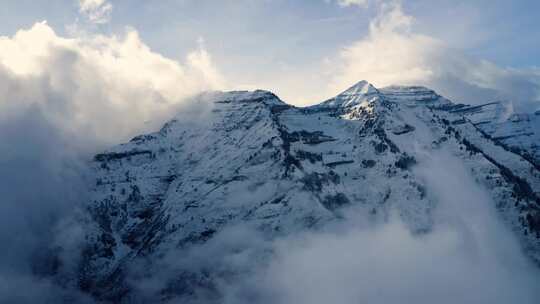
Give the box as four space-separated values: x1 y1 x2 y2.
117 151 540 304
145 151 539 304
0 21 224 146
0 21 223 303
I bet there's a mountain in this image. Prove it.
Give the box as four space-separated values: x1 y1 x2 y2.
75 81 540 302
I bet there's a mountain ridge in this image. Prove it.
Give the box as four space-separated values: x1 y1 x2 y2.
73 81 540 302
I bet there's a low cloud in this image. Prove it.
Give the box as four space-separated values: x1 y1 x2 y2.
0 21 223 303
167 151 540 304
101 150 540 303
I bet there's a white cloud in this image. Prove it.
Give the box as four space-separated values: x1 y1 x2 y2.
338 0 368 7
0 21 225 302
78 0 113 24
325 1 540 112
324 0 369 9
212 151 540 304
0 21 225 146
335 0 369 8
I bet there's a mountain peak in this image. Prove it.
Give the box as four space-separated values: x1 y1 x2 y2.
340 80 379 96
317 80 380 108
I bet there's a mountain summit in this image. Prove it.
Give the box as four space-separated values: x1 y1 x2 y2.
74 82 540 302
337 80 379 100
318 80 379 108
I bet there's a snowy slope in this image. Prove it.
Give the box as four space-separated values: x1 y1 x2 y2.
77 81 540 302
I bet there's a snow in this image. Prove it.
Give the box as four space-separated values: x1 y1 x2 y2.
318 80 380 108
79 80 540 300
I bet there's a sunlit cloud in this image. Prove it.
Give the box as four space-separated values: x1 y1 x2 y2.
0 21 225 145
324 1 540 111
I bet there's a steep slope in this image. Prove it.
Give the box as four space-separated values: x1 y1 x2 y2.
77 82 540 302
448 101 540 167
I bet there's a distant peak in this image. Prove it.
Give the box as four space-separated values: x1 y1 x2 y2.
313 80 380 108
340 80 379 96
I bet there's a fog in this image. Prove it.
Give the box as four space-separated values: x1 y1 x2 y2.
0 102 93 302
104 151 540 304
145 151 538 304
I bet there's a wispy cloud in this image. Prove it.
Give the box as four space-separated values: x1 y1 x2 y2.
335 0 369 8
324 0 370 9
78 0 113 24
325 1 540 112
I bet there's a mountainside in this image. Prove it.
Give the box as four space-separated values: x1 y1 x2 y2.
76 81 540 302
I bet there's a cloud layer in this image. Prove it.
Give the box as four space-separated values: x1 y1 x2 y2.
166 151 540 304
116 151 540 303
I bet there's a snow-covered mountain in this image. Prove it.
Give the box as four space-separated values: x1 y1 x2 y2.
76 81 540 302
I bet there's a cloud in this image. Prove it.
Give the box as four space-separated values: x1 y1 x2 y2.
0 96 95 303
99 149 540 303
335 0 369 8
0 21 224 146
78 0 113 24
326 1 540 112
207 151 540 304
0 21 224 303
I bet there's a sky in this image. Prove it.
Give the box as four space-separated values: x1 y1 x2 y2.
1 0 539 107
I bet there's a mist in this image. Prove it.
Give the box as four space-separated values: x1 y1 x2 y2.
0 101 93 302
0 22 222 303
112 151 540 304
234 151 540 304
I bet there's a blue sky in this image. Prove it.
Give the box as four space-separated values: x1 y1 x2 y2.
0 0 539 108
2 0 538 66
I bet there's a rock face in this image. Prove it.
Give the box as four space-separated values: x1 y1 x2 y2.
77 82 540 302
